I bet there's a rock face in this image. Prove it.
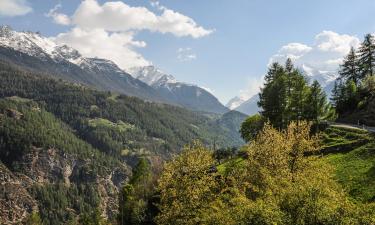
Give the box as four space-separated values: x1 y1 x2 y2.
0 146 129 223
0 163 38 224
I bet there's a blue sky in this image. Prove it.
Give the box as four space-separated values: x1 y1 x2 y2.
1 0 375 104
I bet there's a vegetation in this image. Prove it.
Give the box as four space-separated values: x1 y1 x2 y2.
1 33 375 224
155 122 375 224
332 34 375 125
321 126 375 202
258 59 334 129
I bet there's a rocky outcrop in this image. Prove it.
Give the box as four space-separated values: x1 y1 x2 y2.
0 163 38 224
0 146 130 223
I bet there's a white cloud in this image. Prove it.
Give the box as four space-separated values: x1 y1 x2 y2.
238 76 264 100
46 4 71 25
177 47 197 62
269 31 360 76
0 0 32 17
49 0 211 69
53 28 149 69
71 0 213 38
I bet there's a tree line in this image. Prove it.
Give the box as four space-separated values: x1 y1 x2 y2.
332 34 375 118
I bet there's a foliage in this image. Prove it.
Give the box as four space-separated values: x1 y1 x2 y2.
155 123 373 224
25 212 42 225
156 142 217 225
305 80 336 123
322 126 375 202
258 59 333 129
332 33 375 124
0 61 244 160
118 158 156 225
240 114 265 142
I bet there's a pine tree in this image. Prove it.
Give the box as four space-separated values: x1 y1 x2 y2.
258 62 288 128
358 34 375 79
305 80 333 123
339 47 360 84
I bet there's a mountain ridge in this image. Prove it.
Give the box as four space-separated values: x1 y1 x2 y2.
130 65 229 114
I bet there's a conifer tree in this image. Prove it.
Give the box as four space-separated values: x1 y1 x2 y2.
305 80 333 122
340 47 360 84
258 62 289 128
358 34 375 79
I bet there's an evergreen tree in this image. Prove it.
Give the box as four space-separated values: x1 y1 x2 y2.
289 71 309 122
358 34 375 79
258 62 288 128
305 80 334 122
339 47 360 84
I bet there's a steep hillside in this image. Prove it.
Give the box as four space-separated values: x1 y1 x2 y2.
0 61 243 155
321 126 375 202
0 98 130 224
130 66 229 114
214 110 247 146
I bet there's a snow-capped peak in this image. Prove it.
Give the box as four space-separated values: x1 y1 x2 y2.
0 25 57 58
0 25 122 71
128 65 177 86
226 95 249 110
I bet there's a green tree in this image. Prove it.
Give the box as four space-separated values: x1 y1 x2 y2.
258 62 288 128
358 34 375 79
156 142 217 225
340 47 360 84
118 158 152 225
25 212 42 225
240 114 265 142
305 80 335 123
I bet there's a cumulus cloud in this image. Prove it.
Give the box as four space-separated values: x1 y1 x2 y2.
46 4 71 25
269 31 360 75
177 47 197 62
53 28 149 69
71 0 213 38
0 0 32 17
49 0 212 69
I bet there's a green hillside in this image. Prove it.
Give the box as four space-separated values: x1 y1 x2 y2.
0 61 243 160
0 98 129 224
322 126 375 202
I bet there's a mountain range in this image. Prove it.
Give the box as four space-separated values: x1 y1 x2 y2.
0 25 228 114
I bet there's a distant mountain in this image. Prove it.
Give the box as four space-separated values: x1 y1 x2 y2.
0 25 164 102
129 65 229 114
226 96 247 110
301 64 337 97
214 110 248 145
231 94 260 115
0 26 228 114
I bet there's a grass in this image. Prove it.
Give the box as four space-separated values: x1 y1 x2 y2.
320 126 372 154
321 126 375 202
88 118 135 132
5 96 32 103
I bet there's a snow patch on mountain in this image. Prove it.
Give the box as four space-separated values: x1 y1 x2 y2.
128 65 177 87
0 25 127 73
226 96 248 110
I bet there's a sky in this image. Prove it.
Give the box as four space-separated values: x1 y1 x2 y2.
1 0 375 104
